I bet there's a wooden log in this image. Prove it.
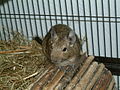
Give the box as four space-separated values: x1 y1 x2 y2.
43 69 65 90
74 62 98 90
107 78 116 90
30 55 115 90
54 53 87 90
86 63 105 90
30 65 57 90
54 66 77 90
65 56 94 90
92 69 112 90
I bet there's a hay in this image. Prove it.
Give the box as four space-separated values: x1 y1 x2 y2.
0 32 49 90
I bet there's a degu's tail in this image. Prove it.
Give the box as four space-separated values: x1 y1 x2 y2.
33 36 43 45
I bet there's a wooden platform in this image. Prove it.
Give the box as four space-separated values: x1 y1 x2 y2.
30 54 116 90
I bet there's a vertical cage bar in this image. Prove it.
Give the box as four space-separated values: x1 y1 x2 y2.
95 0 100 56
48 0 52 27
65 0 69 25
26 0 33 37
0 9 6 40
31 0 39 36
16 0 24 35
2 1 10 40
36 0 44 38
82 0 89 54
59 0 63 24
114 0 119 89
114 0 119 58
53 0 57 24
108 0 112 57
88 0 94 55
6 1 14 37
76 0 82 39
117 76 119 90
101 0 106 57
0 10 2 40
11 0 18 32
21 0 29 39
42 0 48 33
70 0 75 31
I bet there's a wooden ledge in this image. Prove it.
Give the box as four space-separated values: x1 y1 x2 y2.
30 54 115 90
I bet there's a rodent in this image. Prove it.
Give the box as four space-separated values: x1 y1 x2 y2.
34 24 83 68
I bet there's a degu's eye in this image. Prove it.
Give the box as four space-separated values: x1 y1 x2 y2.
62 47 67 52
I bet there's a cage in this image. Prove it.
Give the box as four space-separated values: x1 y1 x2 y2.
0 0 120 89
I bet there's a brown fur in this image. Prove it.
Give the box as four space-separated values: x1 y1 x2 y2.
41 24 82 67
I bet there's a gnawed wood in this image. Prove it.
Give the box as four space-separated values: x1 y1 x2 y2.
86 63 105 90
92 69 112 90
43 69 65 90
65 56 94 90
29 54 115 90
107 78 116 90
30 65 56 90
54 66 79 90
54 53 87 90
74 62 98 90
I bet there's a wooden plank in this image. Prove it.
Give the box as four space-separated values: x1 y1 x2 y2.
107 78 116 90
54 66 78 90
86 63 105 90
43 69 65 90
65 56 94 90
74 62 98 90
53 53 87 90
30 65 57 90
92 69 112 90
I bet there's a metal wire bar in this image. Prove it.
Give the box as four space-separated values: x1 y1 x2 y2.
108 0 112 58
2 15 120 23
114 0 119 59
6 1 14 37
1 1 10 40
16 0 24 35
89 0 94 55
65 0 69 25
101 0 106 57
82 0 89 55
21 0 29 39
76 0 82 39
42 0 48 33
36 0 44 38
31 0 38 36
114 0 119 89
59 0 63 24
53 0 57 24
26 0 33 37
2 13 120 19
11 0 18 32
0 9 5 40
48 0 52 27
95 0 100 56
70 0 75 31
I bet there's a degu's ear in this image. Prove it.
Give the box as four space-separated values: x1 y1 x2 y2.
50 27 58 40
68 30 76 44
